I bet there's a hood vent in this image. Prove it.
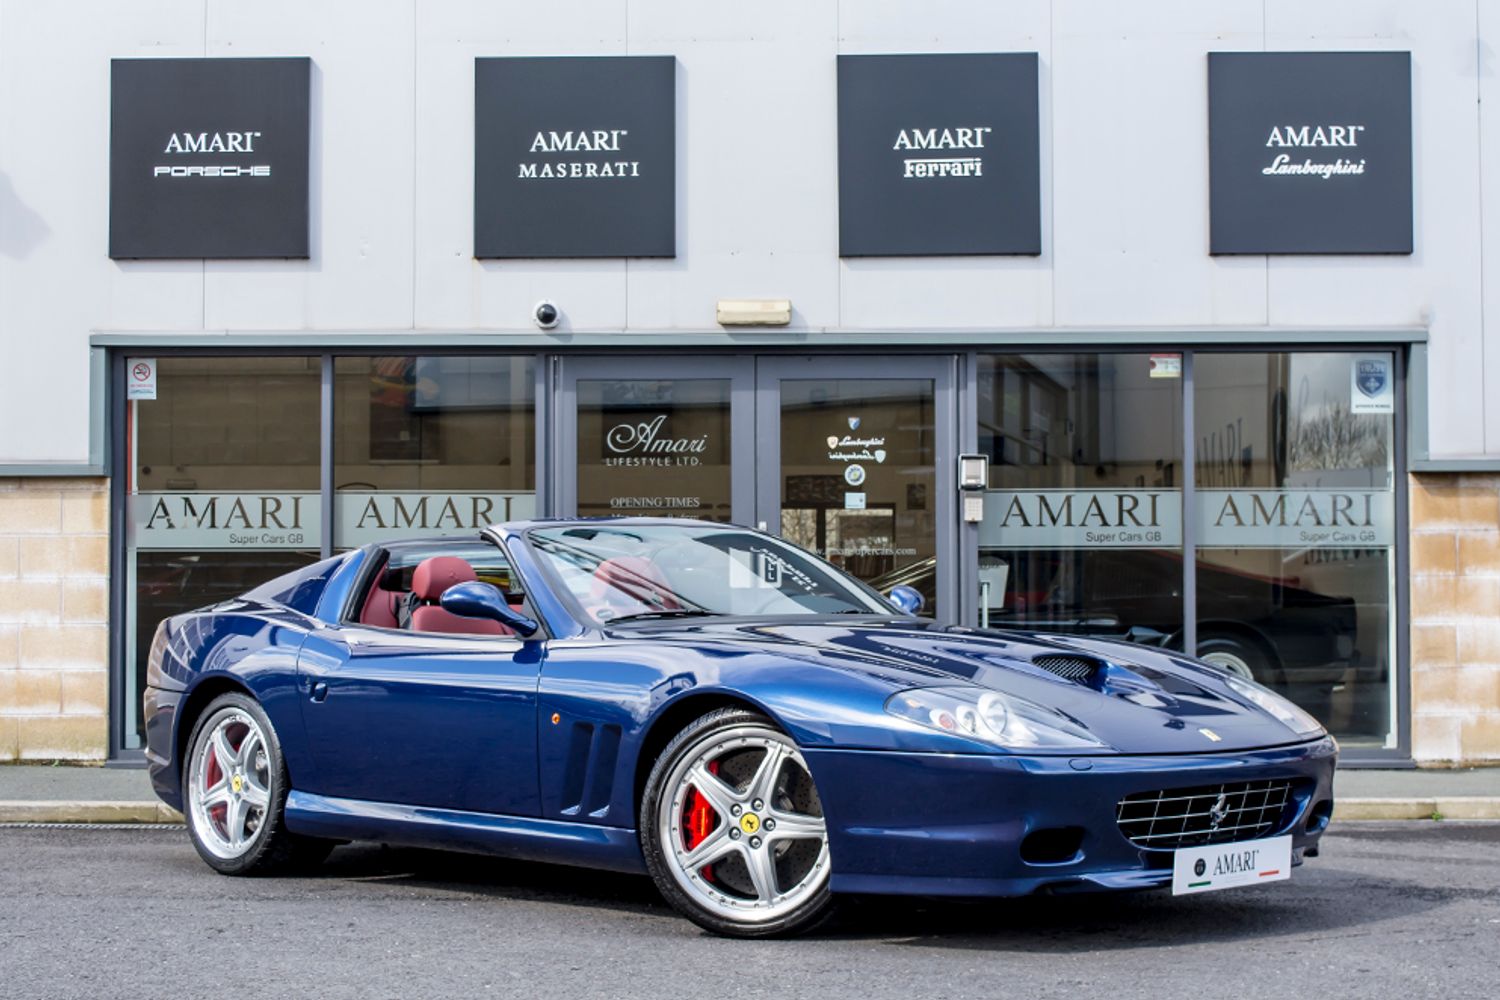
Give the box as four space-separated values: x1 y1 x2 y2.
1031 654 1100 683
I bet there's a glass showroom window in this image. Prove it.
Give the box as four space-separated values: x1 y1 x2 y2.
332 356 536 549
1194 352 1397 748
126 357 322 748
977 354 1184 643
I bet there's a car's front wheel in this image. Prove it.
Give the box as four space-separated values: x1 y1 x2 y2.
641 708 835 938
183 692 332 875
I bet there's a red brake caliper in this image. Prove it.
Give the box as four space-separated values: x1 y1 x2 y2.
204 740 225 823
682 760 722 880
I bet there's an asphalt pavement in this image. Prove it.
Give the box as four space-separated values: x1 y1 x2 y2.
0 822 1496 1000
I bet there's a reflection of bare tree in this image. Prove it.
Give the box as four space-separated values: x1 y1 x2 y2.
1287 398 1387 473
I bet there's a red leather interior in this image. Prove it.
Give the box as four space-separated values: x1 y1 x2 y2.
590 556 681 616
360 581 401 629
412 556 480 601
406 556 510 636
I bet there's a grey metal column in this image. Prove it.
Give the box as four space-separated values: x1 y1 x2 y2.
1393 347 1411 756
959 351 979 627
319 354 334 558
106 351 134 761
1181 351 1196 656
537 355 554 517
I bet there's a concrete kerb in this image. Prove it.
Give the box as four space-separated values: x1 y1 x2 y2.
0 801 183 824
1334 797 1500 821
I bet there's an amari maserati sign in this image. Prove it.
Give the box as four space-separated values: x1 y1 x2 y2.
837 53 1041 256
1208 51 1413 254
474 56 676 258
110 58 311 259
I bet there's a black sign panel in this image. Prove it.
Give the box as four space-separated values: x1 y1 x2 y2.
110 58 311 259
1209 51 1413 255
837 53 1040 257
475 56 676 258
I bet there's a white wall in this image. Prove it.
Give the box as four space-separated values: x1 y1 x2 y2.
0 0 1491 463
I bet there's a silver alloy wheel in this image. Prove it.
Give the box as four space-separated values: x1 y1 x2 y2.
1201 649 1256 681
657 726 830 924
187 708 272 861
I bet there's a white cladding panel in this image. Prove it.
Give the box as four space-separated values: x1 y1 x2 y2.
0 0 1492 462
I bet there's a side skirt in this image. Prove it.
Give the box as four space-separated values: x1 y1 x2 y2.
284 790 647 875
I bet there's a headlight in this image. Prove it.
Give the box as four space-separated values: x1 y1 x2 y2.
1223 675 1325 737
884 686 1107 751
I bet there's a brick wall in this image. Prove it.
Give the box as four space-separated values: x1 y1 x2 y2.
0 477 110 762
1410 473 1500 764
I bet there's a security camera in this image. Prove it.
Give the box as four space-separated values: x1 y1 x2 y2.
533 300 560 330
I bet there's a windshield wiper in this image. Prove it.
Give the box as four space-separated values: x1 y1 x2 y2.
604 609 719 625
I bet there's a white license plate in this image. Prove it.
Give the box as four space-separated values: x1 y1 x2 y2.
1171 835 1292 895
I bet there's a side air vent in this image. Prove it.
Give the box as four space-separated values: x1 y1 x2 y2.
559 722 623 820
1031 654 1100 683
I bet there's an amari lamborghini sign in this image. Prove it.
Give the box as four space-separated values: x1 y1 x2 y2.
1208 51 1413 255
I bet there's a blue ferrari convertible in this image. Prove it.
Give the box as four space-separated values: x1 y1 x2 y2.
144 518 1336 937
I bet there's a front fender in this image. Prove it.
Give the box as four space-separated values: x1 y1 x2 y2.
535 639 1005 834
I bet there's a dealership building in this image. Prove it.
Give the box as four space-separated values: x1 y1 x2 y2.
1 1 1497 767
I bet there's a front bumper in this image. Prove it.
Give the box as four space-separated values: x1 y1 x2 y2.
803 737 1337 897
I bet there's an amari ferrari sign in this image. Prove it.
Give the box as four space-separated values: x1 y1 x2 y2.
109 58 311 259
474 56 676 258
1208 51 1413 254
837 53 1041 256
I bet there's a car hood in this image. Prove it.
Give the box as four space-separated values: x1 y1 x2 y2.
621 616 1318 754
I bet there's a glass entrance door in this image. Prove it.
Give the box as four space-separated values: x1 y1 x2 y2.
757 357 955 619
558 355 955 619
558 357 755 524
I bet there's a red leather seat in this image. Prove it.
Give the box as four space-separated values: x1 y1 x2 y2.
408 556 509 636
359 555 401 628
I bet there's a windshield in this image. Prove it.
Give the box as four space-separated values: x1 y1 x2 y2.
525 523 893 625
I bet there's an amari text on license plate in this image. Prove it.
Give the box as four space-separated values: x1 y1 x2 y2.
1171 835 1292 896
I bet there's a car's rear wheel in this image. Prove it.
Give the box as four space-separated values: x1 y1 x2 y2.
184 692 332 875
641 708 835 938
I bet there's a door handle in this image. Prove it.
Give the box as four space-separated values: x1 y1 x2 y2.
309 681 329 703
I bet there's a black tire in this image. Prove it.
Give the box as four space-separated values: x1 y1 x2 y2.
640 707 837 938
1196 633 1277 684
182 692 333 876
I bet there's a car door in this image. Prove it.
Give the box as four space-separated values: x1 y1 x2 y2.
293 545 543 817
295 627 542 816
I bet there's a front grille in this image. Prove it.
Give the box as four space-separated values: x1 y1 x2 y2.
1031 654 1098 682
1116 779 1296 850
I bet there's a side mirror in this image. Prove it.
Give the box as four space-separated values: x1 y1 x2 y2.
888 585 925 615
439 581 540 638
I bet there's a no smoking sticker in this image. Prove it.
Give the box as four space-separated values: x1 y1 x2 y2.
128 358 157 400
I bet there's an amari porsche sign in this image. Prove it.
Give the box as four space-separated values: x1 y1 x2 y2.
474 56 677 258
109 58 311 259
837 53 1041 257
1208 51 1413 254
